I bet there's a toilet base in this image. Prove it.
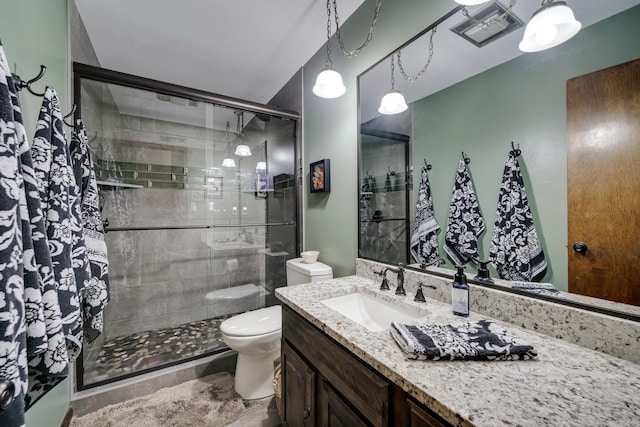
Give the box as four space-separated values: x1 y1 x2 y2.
234 348 280 400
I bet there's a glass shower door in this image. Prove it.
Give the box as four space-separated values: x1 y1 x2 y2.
75 64 298 389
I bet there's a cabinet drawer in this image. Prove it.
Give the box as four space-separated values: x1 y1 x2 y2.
283 306 389 427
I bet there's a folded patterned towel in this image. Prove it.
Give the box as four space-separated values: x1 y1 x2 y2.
510 281 564 298
390 320 537 361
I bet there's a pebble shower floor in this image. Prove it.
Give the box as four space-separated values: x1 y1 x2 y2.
84 316 231 384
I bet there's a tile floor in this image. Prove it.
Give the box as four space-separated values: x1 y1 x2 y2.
229 396 283 427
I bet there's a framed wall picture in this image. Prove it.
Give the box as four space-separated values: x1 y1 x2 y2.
310 159 330 193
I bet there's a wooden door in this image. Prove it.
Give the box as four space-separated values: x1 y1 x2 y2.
567 58 640 305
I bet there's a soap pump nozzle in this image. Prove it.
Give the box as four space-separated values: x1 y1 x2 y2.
454 265 467 284
473 260 494 284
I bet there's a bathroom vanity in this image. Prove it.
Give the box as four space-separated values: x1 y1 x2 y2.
276 274 640 426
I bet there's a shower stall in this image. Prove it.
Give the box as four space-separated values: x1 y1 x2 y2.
73 64 299 390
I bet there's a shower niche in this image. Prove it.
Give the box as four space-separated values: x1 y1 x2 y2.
74 63 299 389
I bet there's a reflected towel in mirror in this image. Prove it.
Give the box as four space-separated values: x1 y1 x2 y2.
410 165 440 265
390 320 537 361
510 281 564 298
444 159 485 265
489 152 547 280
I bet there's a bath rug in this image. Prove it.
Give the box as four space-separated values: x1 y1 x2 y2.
70 372 246 427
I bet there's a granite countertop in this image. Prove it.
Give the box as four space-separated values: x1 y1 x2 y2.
275 276 640 427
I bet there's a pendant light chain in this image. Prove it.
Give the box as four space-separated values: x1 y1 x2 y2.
397 27 437 83
324 0 334 67
461 0 517 29
390 55 396 90
332 0 382 58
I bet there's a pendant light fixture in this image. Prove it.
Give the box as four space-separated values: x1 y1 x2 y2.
313 0 345 98
221 121 236 168
519 0 581 52
233 110 252 157
378 54 408 115
313 0 382 99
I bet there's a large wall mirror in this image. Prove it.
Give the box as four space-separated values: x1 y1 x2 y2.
358 0 640 319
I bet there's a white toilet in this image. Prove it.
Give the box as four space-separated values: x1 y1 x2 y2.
220 257 333 399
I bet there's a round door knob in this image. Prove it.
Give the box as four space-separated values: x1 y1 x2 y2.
573 242 588 254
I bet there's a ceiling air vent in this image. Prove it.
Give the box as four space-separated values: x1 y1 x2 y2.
450 1 524 48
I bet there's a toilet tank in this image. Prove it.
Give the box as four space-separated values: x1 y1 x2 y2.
286 258 333 285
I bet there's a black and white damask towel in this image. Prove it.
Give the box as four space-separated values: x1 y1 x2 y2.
0 38 28 427
390 320 537 361
489 152 546 281
410 165 440 265
444 159 485 265
70 118 110 343
30 87 92 360
7 77 70 412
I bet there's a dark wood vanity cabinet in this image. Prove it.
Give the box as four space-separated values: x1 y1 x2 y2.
281 306 451 427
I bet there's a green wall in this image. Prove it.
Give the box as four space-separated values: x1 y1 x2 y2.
411 6 640 290
303 0 455 278
0 1 70 426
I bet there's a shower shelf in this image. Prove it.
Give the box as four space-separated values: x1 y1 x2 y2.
96 180 143 189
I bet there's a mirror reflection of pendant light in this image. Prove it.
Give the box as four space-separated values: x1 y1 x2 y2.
256 116 268 171
222 121 236 168
379 26 436 115
519 0 581 52
378 54 408 115
313 0 345 98
233 110 252 156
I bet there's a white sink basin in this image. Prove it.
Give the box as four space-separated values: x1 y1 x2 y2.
321 291 425 332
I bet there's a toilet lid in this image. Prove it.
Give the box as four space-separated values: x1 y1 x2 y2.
220 305 282 336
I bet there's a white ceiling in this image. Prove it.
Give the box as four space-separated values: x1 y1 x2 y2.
75 0 640 126
74 0 364 105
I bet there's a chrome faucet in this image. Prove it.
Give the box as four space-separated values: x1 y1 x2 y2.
383 264 406 296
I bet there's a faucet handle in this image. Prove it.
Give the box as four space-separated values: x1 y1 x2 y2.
380 276 390 291
414 281 436 303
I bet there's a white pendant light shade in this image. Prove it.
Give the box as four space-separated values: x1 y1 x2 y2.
519 1 581 53
454 0 491 5
378 90 408 115
222 157 236 168
313 67 346 98
256 161 267 171
234 144 252 156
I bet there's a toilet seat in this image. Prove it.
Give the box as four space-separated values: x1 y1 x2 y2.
220 305 282 337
